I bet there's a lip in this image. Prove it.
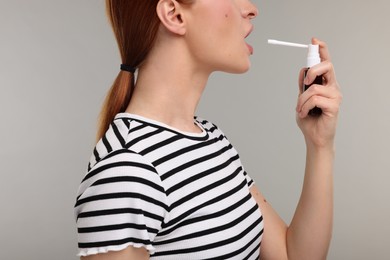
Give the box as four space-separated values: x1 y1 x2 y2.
245 25 254 39
246 42 254 54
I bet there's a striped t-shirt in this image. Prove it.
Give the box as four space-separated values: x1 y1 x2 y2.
74 113 264 259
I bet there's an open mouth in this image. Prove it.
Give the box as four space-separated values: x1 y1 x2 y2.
245 26 254 54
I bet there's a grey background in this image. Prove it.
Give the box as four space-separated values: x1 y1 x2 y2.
1 0 389 259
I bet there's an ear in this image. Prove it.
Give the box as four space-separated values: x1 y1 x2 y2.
156 0 186 35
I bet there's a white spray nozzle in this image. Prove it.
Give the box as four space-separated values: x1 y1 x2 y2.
268 39 320 68
267 39 308 48
306 44 320 67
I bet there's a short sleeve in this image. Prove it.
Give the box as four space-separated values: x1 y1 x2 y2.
74 149 168 257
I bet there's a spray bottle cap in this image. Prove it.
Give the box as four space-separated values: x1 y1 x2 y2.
307 44 320 68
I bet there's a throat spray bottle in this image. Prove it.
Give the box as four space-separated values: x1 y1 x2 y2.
304 44 322 116
267 39 323 116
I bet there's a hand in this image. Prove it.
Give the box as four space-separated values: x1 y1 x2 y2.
296 38 342 149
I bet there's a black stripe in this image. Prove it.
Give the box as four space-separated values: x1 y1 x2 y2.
162 179 247 229
93 147 100 163
91 176 165 193
198 119 208 124
166 154 240 196
243 236 262 260
152 134 224 167
81 160 157 183
78 223 158 235
204 219 263 260
121 118 130 129
75 192 168 211
160 144 233 181
127 121 148 134
77 208 164 222
208 125 218 133
139 135 183 156
154 204 258 246
197 119 215 130
98 148 136 163
102 133 113 153
125 128 164 149
169 166 242 209
157 193 252 237
243 170 254 187
111 122 126 147
78 237 151 249
154 215 263 256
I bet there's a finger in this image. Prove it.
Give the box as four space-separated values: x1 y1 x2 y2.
312 37 331 62
298 95 339 118
298 95 326 118
298 67 306 94
304 60 335 86
296 84 338 112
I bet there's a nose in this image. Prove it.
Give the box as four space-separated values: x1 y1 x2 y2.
242 0 259 19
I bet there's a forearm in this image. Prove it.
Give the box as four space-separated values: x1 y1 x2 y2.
286 144 334 260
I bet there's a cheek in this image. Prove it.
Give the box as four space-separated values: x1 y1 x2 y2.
222 6 234 22
216 9 237 37
210 1 235 24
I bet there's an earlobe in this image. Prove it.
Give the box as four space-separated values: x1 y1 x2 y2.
156 0 186 35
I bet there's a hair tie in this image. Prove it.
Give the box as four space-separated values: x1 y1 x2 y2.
120 64 136 73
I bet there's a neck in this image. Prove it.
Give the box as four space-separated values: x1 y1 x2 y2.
125 39 211 133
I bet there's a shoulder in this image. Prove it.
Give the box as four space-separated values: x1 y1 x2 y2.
83 149 158 183
75 148 169 219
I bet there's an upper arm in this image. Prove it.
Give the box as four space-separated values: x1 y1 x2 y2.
80 246 149 260
74 150 168 258
249 185 289 260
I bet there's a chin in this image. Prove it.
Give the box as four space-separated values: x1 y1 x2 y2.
227 61 251 74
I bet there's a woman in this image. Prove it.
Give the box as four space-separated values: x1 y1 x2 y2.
74 0 342 259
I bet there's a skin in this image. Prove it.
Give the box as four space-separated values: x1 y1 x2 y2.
82 0 342 259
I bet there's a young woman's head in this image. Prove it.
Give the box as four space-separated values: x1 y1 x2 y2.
173 0 258 73
98 0 258 140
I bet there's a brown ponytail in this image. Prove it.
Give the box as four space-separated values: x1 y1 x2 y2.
97 71 134 141
97 0 161 141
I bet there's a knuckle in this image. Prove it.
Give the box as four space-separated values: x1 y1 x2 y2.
311 85 320 93
324 60 333 70
338 93 343 103
312 95 320 104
